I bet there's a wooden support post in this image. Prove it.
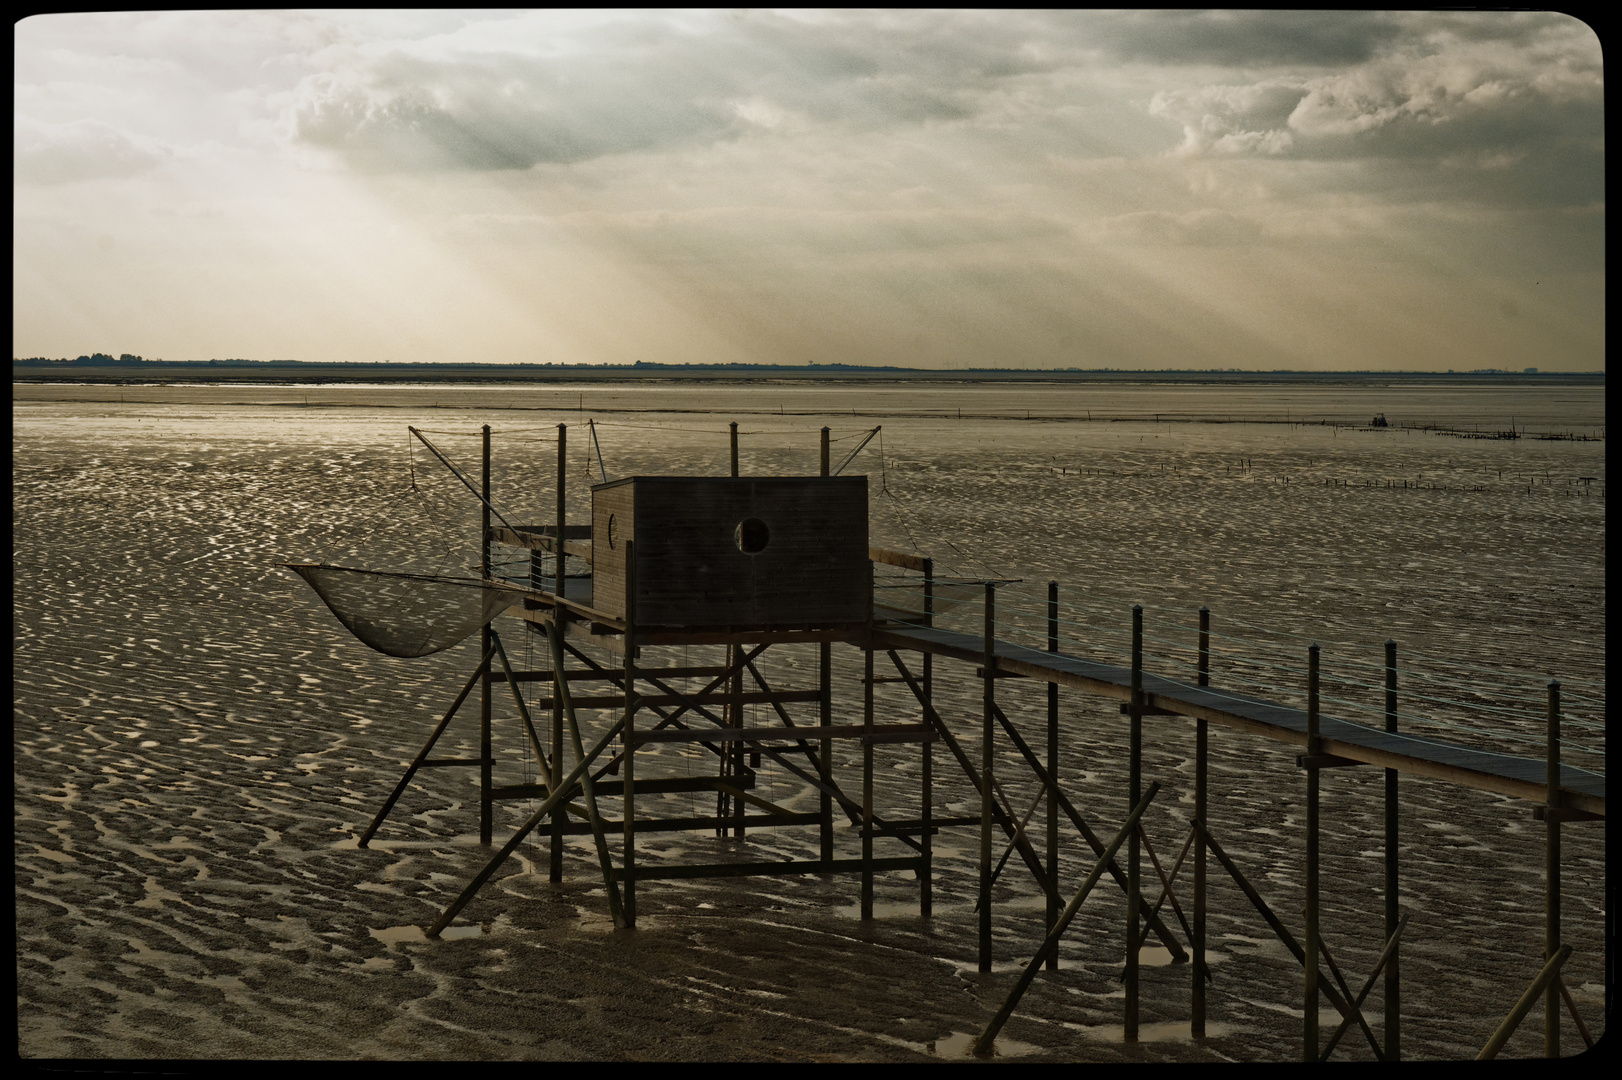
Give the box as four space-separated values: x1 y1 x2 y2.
428 713 627 937
819 425 833 866
1321 911 1410 1060
975 781 1163 1057
728 421 744 838
979 581 996 971
1479 945 1573 1061
1545 679 1561 1057
973 580 999 966
1126 604 1143 1040
1194 606 1209 1035
862 638 875 919
1305 643 1321 1062
622 539 638 927
921 557 934 917
1046 581 1059 970
550 424 567 880
545 620 626 927
1384 638 1399 1060
554 423 567 591
489 630 548 772
480 424 493 846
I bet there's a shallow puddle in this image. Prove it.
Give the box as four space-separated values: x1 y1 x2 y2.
930 1029 1042 1059
369 923 483 944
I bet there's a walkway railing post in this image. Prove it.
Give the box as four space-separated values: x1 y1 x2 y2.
1305 643 1321 1062
1193 606 1209 1036
1127 604 1143 1040
1046 581 1059 969
1545 678 1562 1057
979 580 996 971
1384 639 1400 1060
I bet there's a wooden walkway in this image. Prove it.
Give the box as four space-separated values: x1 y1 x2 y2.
873 623 1605 818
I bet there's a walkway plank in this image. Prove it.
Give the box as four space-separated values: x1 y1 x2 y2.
873 625 1604 818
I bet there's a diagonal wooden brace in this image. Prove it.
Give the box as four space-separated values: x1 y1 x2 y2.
1321 911 1411 1060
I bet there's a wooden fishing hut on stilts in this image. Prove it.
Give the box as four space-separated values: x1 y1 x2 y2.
299 422 1603 1062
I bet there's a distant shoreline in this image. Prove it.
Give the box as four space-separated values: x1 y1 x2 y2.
10 364 1603 387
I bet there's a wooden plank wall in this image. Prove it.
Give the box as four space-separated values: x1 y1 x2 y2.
589 477 869 627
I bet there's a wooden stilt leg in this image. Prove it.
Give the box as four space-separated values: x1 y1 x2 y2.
1046 581 1059 971
359 641 496 848
1126 605 1142 1040
1384 638 1399 1059
1305 643 1321 1062
979 582 995 972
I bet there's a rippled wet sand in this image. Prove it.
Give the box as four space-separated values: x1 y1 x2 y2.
15 383 1604 1061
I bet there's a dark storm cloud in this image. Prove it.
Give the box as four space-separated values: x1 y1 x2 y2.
1082 9 1407 67
288 11 1015 172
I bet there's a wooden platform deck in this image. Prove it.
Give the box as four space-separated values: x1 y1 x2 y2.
873 623 1605 819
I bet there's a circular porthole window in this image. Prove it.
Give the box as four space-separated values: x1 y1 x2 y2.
607 514 617 549
734 517 770 554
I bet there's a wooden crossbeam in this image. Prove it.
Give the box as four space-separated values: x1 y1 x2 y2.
629 723 933 746
615 856 923 881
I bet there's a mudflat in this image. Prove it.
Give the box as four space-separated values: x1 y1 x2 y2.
15 381 1604 1060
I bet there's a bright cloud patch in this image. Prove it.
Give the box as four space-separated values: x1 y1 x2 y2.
14 118 167 184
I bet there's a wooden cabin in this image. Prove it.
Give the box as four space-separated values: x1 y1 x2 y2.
590 476 869 629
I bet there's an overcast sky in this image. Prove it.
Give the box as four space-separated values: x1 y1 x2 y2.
13 10 1604 370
